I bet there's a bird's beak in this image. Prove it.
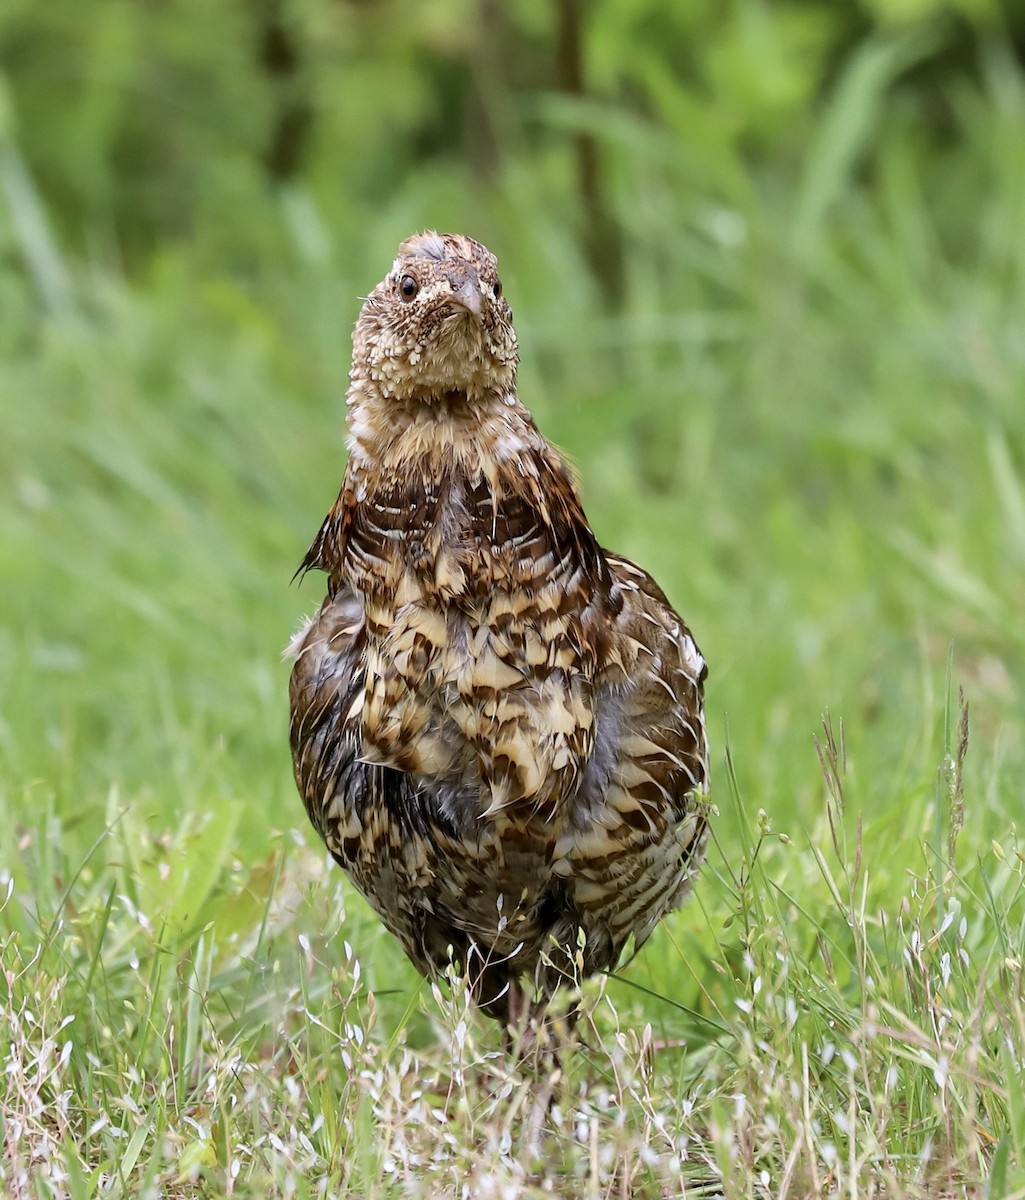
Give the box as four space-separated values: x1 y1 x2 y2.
447 270 483 318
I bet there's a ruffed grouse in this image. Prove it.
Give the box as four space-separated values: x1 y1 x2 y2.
288 232 710 1025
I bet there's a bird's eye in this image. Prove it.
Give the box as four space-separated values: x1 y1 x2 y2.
493 280 503 299
399 275 418 301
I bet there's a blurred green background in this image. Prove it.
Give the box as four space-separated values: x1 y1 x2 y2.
1 0 1023 881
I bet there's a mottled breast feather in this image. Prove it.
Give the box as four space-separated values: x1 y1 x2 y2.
288 231 710 1022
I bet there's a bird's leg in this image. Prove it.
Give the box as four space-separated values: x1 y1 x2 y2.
502 978 538 1057
499 979 558 1150
503 979 552 1060
519 993 568 1153
506 977 525 1033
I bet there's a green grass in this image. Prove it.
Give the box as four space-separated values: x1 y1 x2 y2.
3 32 1025 1198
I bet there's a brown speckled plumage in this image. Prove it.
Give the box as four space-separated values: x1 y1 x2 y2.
288 232 710 1023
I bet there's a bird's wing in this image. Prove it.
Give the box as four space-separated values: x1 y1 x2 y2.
561 551 710 959
287 589 367 848
288 590 487 982
602 551 709 812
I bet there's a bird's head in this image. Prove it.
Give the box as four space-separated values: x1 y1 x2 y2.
351 231 518 405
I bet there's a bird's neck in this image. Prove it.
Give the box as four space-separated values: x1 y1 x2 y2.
343 379 543 486
302 379 602 595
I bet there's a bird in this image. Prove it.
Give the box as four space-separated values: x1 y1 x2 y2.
287 231 710 1030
